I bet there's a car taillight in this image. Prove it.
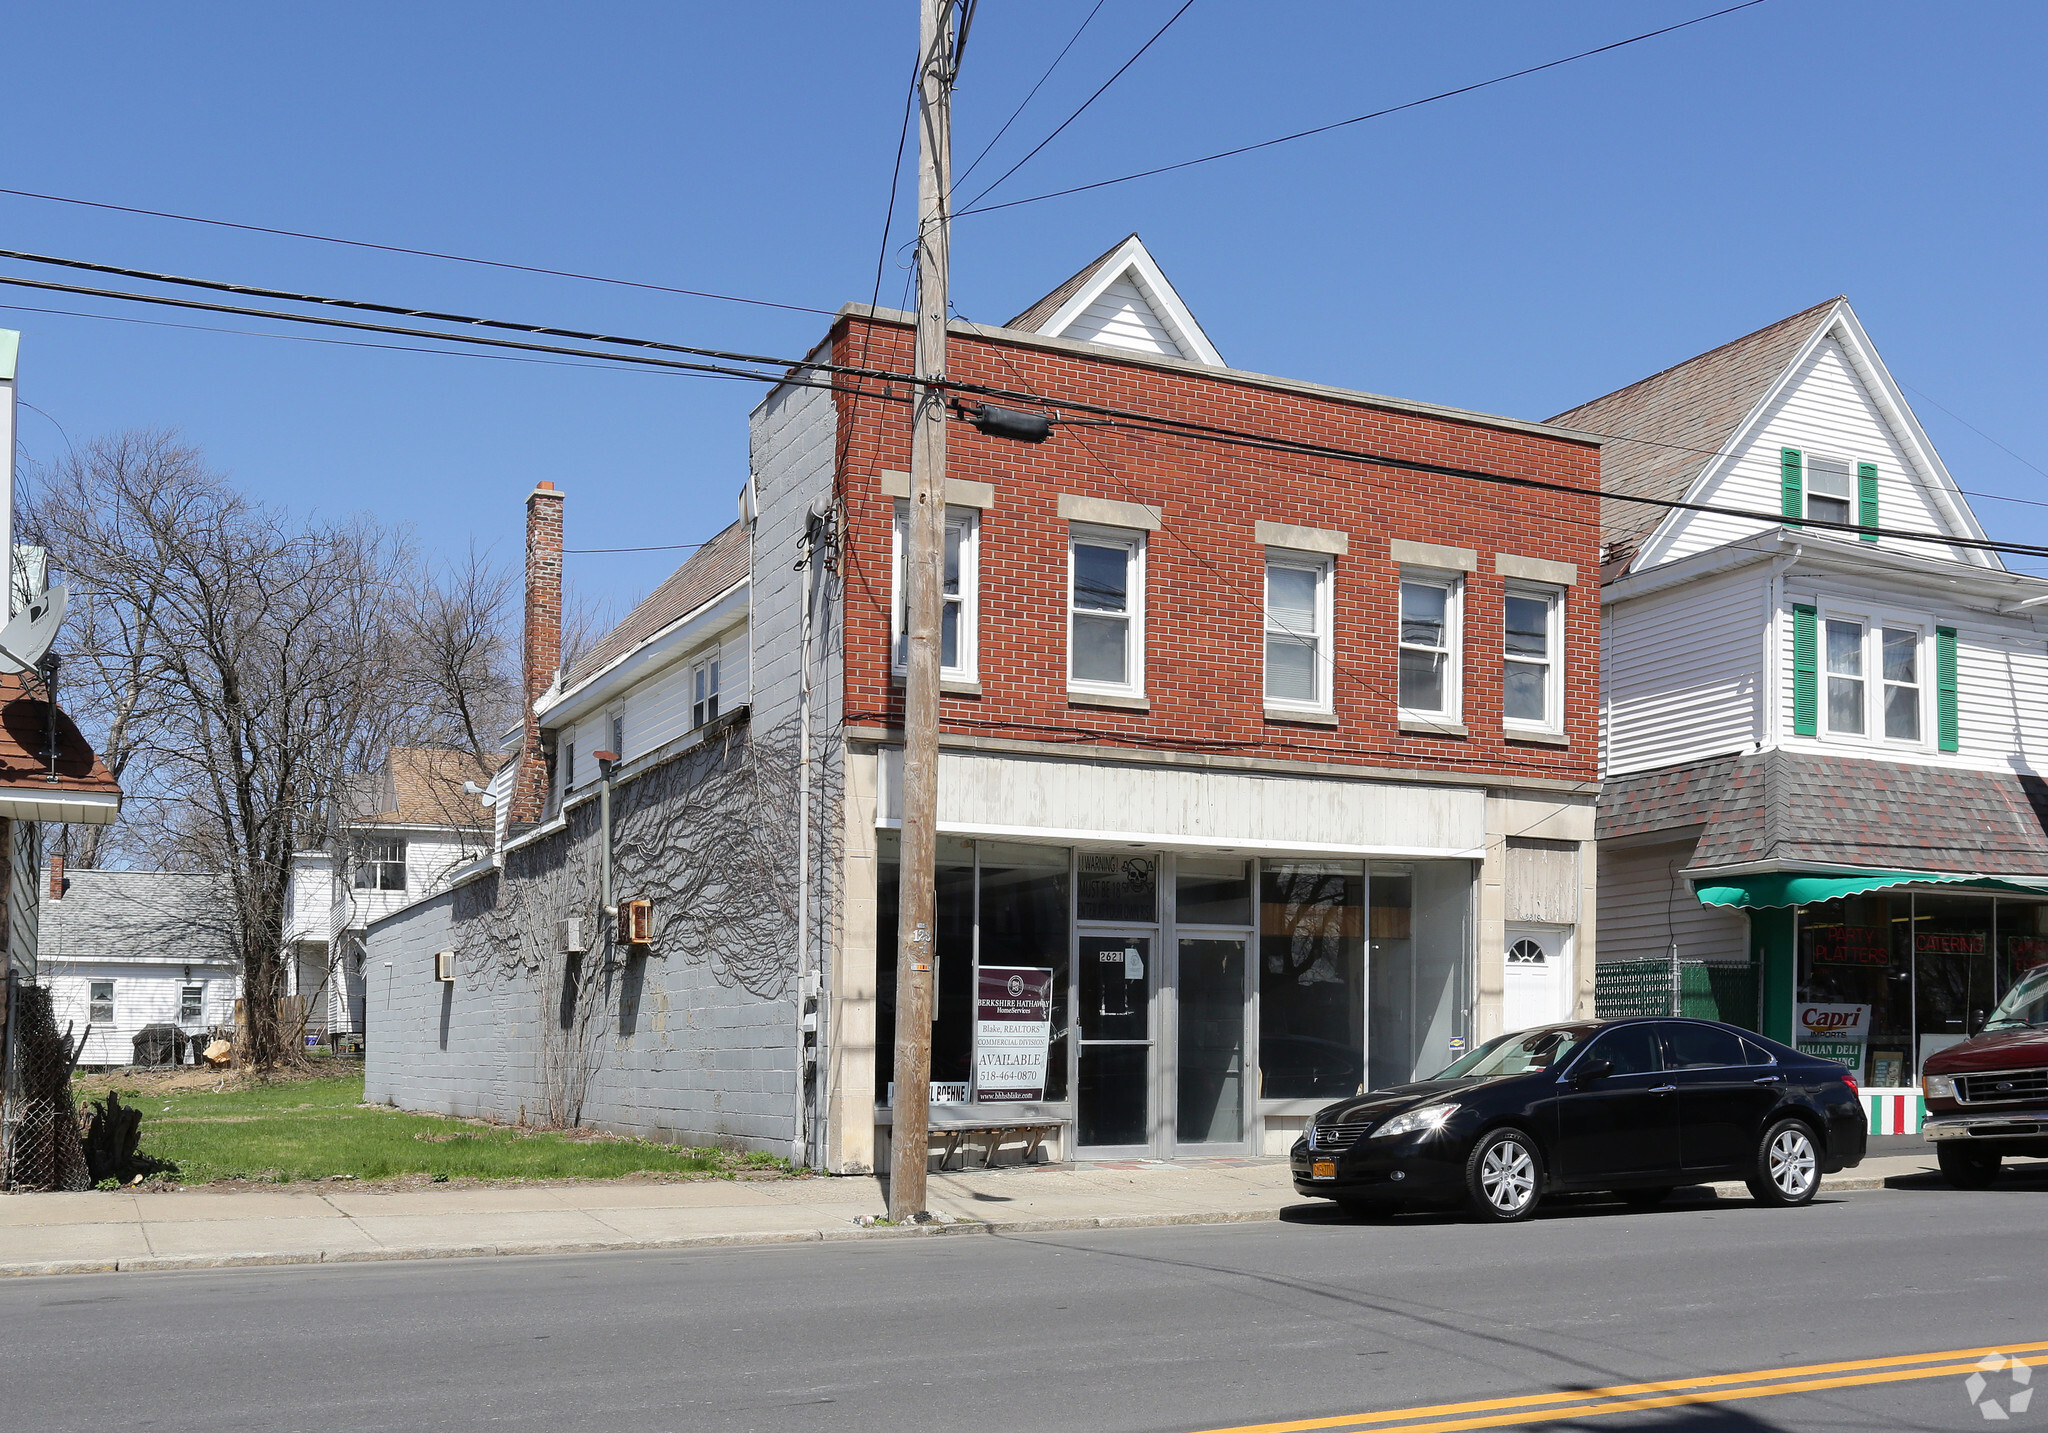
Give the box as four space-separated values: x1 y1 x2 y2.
1841 1071 1859 1095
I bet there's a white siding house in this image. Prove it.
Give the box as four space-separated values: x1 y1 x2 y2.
1558 297 2048 1091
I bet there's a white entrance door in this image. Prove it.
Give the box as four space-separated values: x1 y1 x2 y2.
1503 925 1572 1033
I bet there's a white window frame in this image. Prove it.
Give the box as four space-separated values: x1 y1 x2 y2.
1813 602 1931 751
179 984 205 1025
353 836 408 892
1262 549 1335 714
1066 524 1146 698
89 980 114 1023
1804 452 1856 527
608 713 625 761
1501 582 1564 734
890 502 980 683
690 655 721 730
1396 568 1463 721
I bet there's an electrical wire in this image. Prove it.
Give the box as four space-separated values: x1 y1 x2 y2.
0 185 833 315
953 0 1108 191
954 0 1769 217
957 0 1199 212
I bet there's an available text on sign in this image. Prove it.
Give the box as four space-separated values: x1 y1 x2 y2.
975 966 1054 1103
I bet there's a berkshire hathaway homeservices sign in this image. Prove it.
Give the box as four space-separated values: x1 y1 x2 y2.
975 966 1054 1103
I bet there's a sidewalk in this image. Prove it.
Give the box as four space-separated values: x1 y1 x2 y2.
0 1150 1943 1278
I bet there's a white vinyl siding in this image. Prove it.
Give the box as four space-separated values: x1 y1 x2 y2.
1601 567 1766 776
42 964 239 1066
1648 336 1969 569
1775 580 2048 774
1596 839 1749 967
1057 276 1185 360
554 625 751 779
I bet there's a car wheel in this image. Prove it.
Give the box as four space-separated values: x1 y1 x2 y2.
1465 1128 1543 1223
1620 1186 1674 1210
1746 1118 1821 1206
1936 1143 2001 1190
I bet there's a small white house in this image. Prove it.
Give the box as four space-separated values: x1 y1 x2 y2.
285 747 499 1036
41 866 238 1066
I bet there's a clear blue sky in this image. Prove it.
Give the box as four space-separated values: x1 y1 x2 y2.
5 1 2046 607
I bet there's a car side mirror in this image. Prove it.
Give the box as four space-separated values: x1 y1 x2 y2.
1572 1058 1614 1087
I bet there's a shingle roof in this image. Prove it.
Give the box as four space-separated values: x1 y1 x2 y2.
1597 754 1743 842
1548 298 1841 572
1681 751 2048 876
342 747 502 829
1005 233 1139 332
0 673 119 796
42 869 238 967
560 520 749 692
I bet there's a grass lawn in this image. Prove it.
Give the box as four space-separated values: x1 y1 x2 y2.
77 1072 785 1186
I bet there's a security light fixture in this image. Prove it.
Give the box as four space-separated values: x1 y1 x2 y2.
953 400 1052 444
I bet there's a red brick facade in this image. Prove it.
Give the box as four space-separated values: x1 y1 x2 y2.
509 481 564 827
834 313 1600 786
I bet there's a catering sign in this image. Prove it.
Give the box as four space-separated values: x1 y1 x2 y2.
1795 1002 1871 1069
974 966 1055 1103
1915 929 1986 956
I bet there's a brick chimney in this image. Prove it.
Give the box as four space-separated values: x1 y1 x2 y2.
49 854 64 901
507 482 564 828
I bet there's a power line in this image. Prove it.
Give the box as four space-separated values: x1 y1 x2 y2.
953 0 1108 191
958 0 1199 212
954 0 1769 217
563 542 708 555
0 185 833 316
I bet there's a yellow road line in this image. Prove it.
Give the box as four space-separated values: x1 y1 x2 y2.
1192 1341 2048 1433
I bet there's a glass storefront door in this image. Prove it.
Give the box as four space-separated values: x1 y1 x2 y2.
1077 933 1154 1150
1176 937 1247 1145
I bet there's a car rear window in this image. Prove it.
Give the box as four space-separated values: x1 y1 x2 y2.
1742 1038 1777 1067
1664 1024 1745 1070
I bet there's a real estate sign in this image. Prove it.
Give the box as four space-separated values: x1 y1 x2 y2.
1795 1002 1871 1069
975 966 1054 1103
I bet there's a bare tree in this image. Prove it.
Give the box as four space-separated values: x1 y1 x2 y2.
393 544 518 762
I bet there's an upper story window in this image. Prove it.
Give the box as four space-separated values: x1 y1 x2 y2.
1881 626 1922 742
1397 572 1461 718
1068 526 1145 696
691 657 721 729
609 715 625 760
1503 584 1564 731
1825 618 1866 734
1818 614 1924 744
1264 553 1333 712
890 503 979 682
1782 448 1879 540
353 836 408 891
1805 455 1855 526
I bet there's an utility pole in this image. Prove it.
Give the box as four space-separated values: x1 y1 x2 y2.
889 0 957 1223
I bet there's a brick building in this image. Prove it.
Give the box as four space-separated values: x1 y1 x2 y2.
365 238 1602 1168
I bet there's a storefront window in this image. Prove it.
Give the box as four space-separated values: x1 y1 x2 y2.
1368 863 1472 1088
2002 901 2048 997
1914 894 1995 1070
1258 862 1364 1099
876 835 1071 1103
1078 852 1156 923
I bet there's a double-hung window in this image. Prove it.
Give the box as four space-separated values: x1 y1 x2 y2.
890 503 979 682
1397 573 1461 718
89 981 114 1023
1263 553 1333 712
1818 615 1925 745
691 657 720 729
1806 454 1855 526
179 984 205 1025
1503 584 1564 731
1068 526 1145 696
354 836 407 891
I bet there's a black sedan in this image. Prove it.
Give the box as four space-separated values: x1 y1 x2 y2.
1290 1018 1866 1222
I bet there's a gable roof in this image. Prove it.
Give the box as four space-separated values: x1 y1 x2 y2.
43 868 238 967
561 519 749 692
341 746 502 830
1548 298 1842 573
1005 234 1224 367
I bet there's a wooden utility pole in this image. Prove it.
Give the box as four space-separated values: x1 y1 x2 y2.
888 0 955 1223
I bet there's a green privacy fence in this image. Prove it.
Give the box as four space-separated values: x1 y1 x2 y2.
1594 959 1760 1031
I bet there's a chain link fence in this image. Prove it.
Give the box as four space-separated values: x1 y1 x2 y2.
1595 958 1760 1031
1 978 92 1192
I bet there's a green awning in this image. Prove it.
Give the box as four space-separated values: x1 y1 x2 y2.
1696 870 2048 909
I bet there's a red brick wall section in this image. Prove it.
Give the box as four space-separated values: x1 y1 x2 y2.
509 482 564 826
834 315 1601 786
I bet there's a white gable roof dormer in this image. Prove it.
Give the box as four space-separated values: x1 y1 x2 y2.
1006 235 1225 367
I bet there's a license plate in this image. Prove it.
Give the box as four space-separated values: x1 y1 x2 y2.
1311 1160 1337 1179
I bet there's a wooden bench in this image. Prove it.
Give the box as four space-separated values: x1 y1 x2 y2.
934 1120 1065 1171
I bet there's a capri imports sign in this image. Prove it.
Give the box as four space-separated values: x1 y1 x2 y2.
974 967 1054 1103
1795 1002 1871 1069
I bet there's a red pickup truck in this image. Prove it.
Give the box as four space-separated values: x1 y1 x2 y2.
1922 965 2048 1187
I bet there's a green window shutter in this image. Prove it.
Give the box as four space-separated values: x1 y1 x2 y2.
1856 462 1879 541
1780 448 1804 528
1936 626 1959 752
1792 603 1819 737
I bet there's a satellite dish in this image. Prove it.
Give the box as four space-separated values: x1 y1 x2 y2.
0 580 66 674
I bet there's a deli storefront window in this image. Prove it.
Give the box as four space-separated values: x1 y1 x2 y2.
1797 890 2045 1085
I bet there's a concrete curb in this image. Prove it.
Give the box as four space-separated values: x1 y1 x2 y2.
0 1173 1908 1279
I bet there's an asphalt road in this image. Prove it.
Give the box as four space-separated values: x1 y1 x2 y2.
5 1178 2043 1433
